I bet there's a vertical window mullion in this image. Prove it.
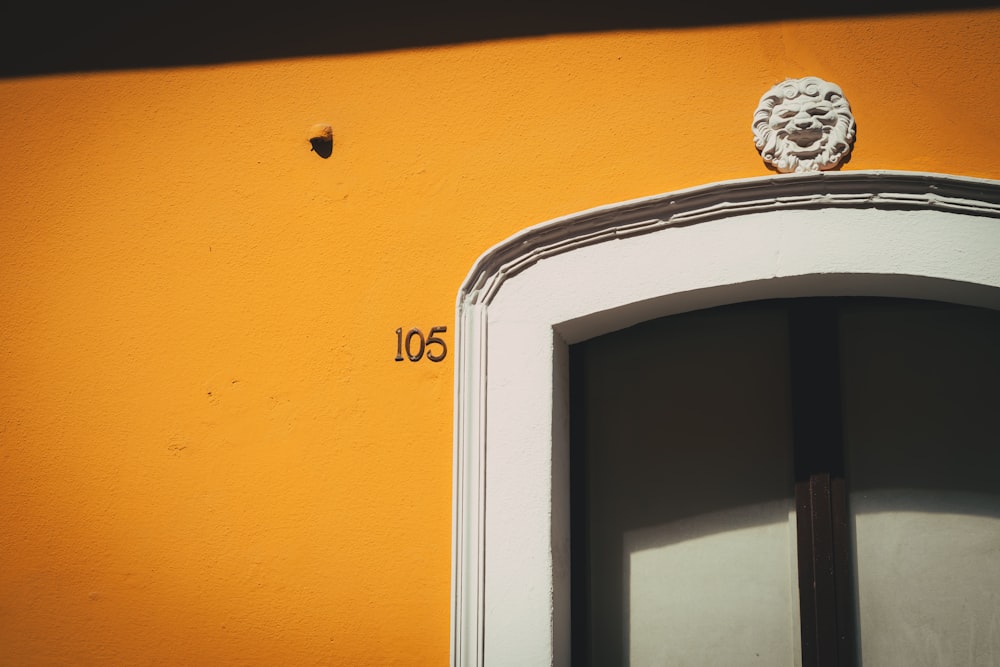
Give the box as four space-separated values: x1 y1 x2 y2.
789 300 856 667
794 479 819 663
830 475 855 663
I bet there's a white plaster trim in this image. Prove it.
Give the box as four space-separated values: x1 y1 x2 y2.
451 171 1000 666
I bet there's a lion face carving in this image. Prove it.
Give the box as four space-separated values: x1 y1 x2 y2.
753 77 856 173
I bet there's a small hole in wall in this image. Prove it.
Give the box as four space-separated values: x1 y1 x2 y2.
308 123 334 159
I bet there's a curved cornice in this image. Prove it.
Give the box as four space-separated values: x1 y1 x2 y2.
460 171 1000 307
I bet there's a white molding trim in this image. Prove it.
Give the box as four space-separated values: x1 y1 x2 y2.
451 171 1000 666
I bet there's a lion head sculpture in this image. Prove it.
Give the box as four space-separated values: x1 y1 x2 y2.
753 77 856 173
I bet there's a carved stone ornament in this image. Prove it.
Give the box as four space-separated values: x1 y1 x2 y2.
753 77 856 173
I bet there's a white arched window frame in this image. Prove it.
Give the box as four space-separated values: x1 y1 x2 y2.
450 171 1000 666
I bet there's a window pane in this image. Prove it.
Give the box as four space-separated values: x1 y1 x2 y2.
574 302 798 665
841 300 1000 666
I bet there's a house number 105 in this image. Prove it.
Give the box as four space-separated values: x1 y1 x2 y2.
395 326 448 362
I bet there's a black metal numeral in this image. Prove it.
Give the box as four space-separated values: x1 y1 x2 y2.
395 326 447 362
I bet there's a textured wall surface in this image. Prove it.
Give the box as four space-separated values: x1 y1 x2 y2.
1 9 998 665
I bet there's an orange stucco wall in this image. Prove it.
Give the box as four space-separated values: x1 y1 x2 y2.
1 9 998 665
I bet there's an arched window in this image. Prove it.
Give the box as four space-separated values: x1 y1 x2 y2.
571 296 1000 665
451 171 1000 666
